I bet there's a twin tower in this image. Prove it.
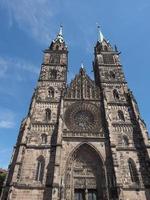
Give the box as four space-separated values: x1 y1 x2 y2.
1 27 150 200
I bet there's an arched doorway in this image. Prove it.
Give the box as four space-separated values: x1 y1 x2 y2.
64 143 107 200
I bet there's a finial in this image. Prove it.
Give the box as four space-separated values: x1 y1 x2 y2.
79 63 86 74
55 25 64 43
59 25 63 36
81 63 84 69
97 25 104 42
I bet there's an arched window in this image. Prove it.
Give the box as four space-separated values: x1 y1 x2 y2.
122 135 129 146
110 71 116 79
41 134 47 144
36 156 45 182
113 89 119 100
118 110 125 121
56 45 59 50
48 87 54 98
128 158 139 184
50 69 57 79
45 109 51 121
104 45 108 51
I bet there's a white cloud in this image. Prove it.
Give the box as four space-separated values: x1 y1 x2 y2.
0 0 59 44
0 56 39 80
0 109 15 129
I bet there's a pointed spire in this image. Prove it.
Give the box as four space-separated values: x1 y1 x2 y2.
79 63 86 74
59 25 63 36
81 63 84 69
54 25 64 43
97 25 104 42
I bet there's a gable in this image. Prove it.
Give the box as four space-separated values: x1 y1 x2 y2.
65 68 100 100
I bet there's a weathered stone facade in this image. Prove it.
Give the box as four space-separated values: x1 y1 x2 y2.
1 28 150 200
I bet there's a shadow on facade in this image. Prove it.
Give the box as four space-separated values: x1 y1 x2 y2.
43 98 62 200
127 91 150 200
42 124 58 200
94 65 119 200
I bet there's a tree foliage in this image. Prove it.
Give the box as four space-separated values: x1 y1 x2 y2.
0 172 7 195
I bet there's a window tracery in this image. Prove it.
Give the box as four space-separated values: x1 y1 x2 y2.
41 134 47 144
74 110 94 130
36 156 45 182
122 135 129 146
113 89 119 100
48 87 54 98
64 103 100 132
109 70 116 79
128 158 139 184
45 108 51 121
49 69 57 79
118 110 125 121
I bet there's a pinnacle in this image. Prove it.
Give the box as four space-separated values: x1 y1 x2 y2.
97 25 105 42
54 25 64 43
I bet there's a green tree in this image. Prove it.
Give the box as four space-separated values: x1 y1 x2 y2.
0 172 6 195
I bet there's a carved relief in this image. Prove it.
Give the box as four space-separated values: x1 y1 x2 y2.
100 67 125 82
64 144 107 200
65 69 100 100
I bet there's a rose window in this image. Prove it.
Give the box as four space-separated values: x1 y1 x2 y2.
74 110 94 129
64 103 101 131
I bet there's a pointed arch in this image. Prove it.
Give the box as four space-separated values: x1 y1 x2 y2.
109 70 116 79
64 143 107 200
36 156 45 182
128 158 139 184
41 133 47 144
118 110 125 121
113 89 119 100
50 69 57 79
45 108 51 121
104 45 108 51
122 135 129 146
48 87 54 98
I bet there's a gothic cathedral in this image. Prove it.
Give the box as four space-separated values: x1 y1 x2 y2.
1 27 150 200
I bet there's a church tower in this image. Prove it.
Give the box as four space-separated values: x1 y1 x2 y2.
1 27 150 200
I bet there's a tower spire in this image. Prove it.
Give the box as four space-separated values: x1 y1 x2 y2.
97 25 104 42
54 25 64 43
59 25 63 36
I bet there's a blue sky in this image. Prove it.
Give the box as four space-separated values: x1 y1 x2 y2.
0 0 150 169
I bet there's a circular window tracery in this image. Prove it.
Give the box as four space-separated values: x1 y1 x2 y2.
64 102 100 131
74 110 95 129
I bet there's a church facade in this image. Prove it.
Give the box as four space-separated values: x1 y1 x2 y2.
1 27 150 200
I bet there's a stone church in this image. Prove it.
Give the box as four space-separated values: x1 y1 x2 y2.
1 27 150 200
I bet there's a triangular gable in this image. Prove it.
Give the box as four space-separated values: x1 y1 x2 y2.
65 68 100 100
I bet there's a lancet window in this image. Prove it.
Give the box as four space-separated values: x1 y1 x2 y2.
41 134 47 144
109 70 116 79
48 87 54 98
49 69 57 79
122 135 129 146
35 156 45 182
118 110 125 121
128 158 139 184
113 89 119 100
45 108 51 121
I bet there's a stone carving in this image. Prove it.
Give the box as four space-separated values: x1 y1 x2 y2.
64 102 101 132
65 68 100 100
64 144 107 200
